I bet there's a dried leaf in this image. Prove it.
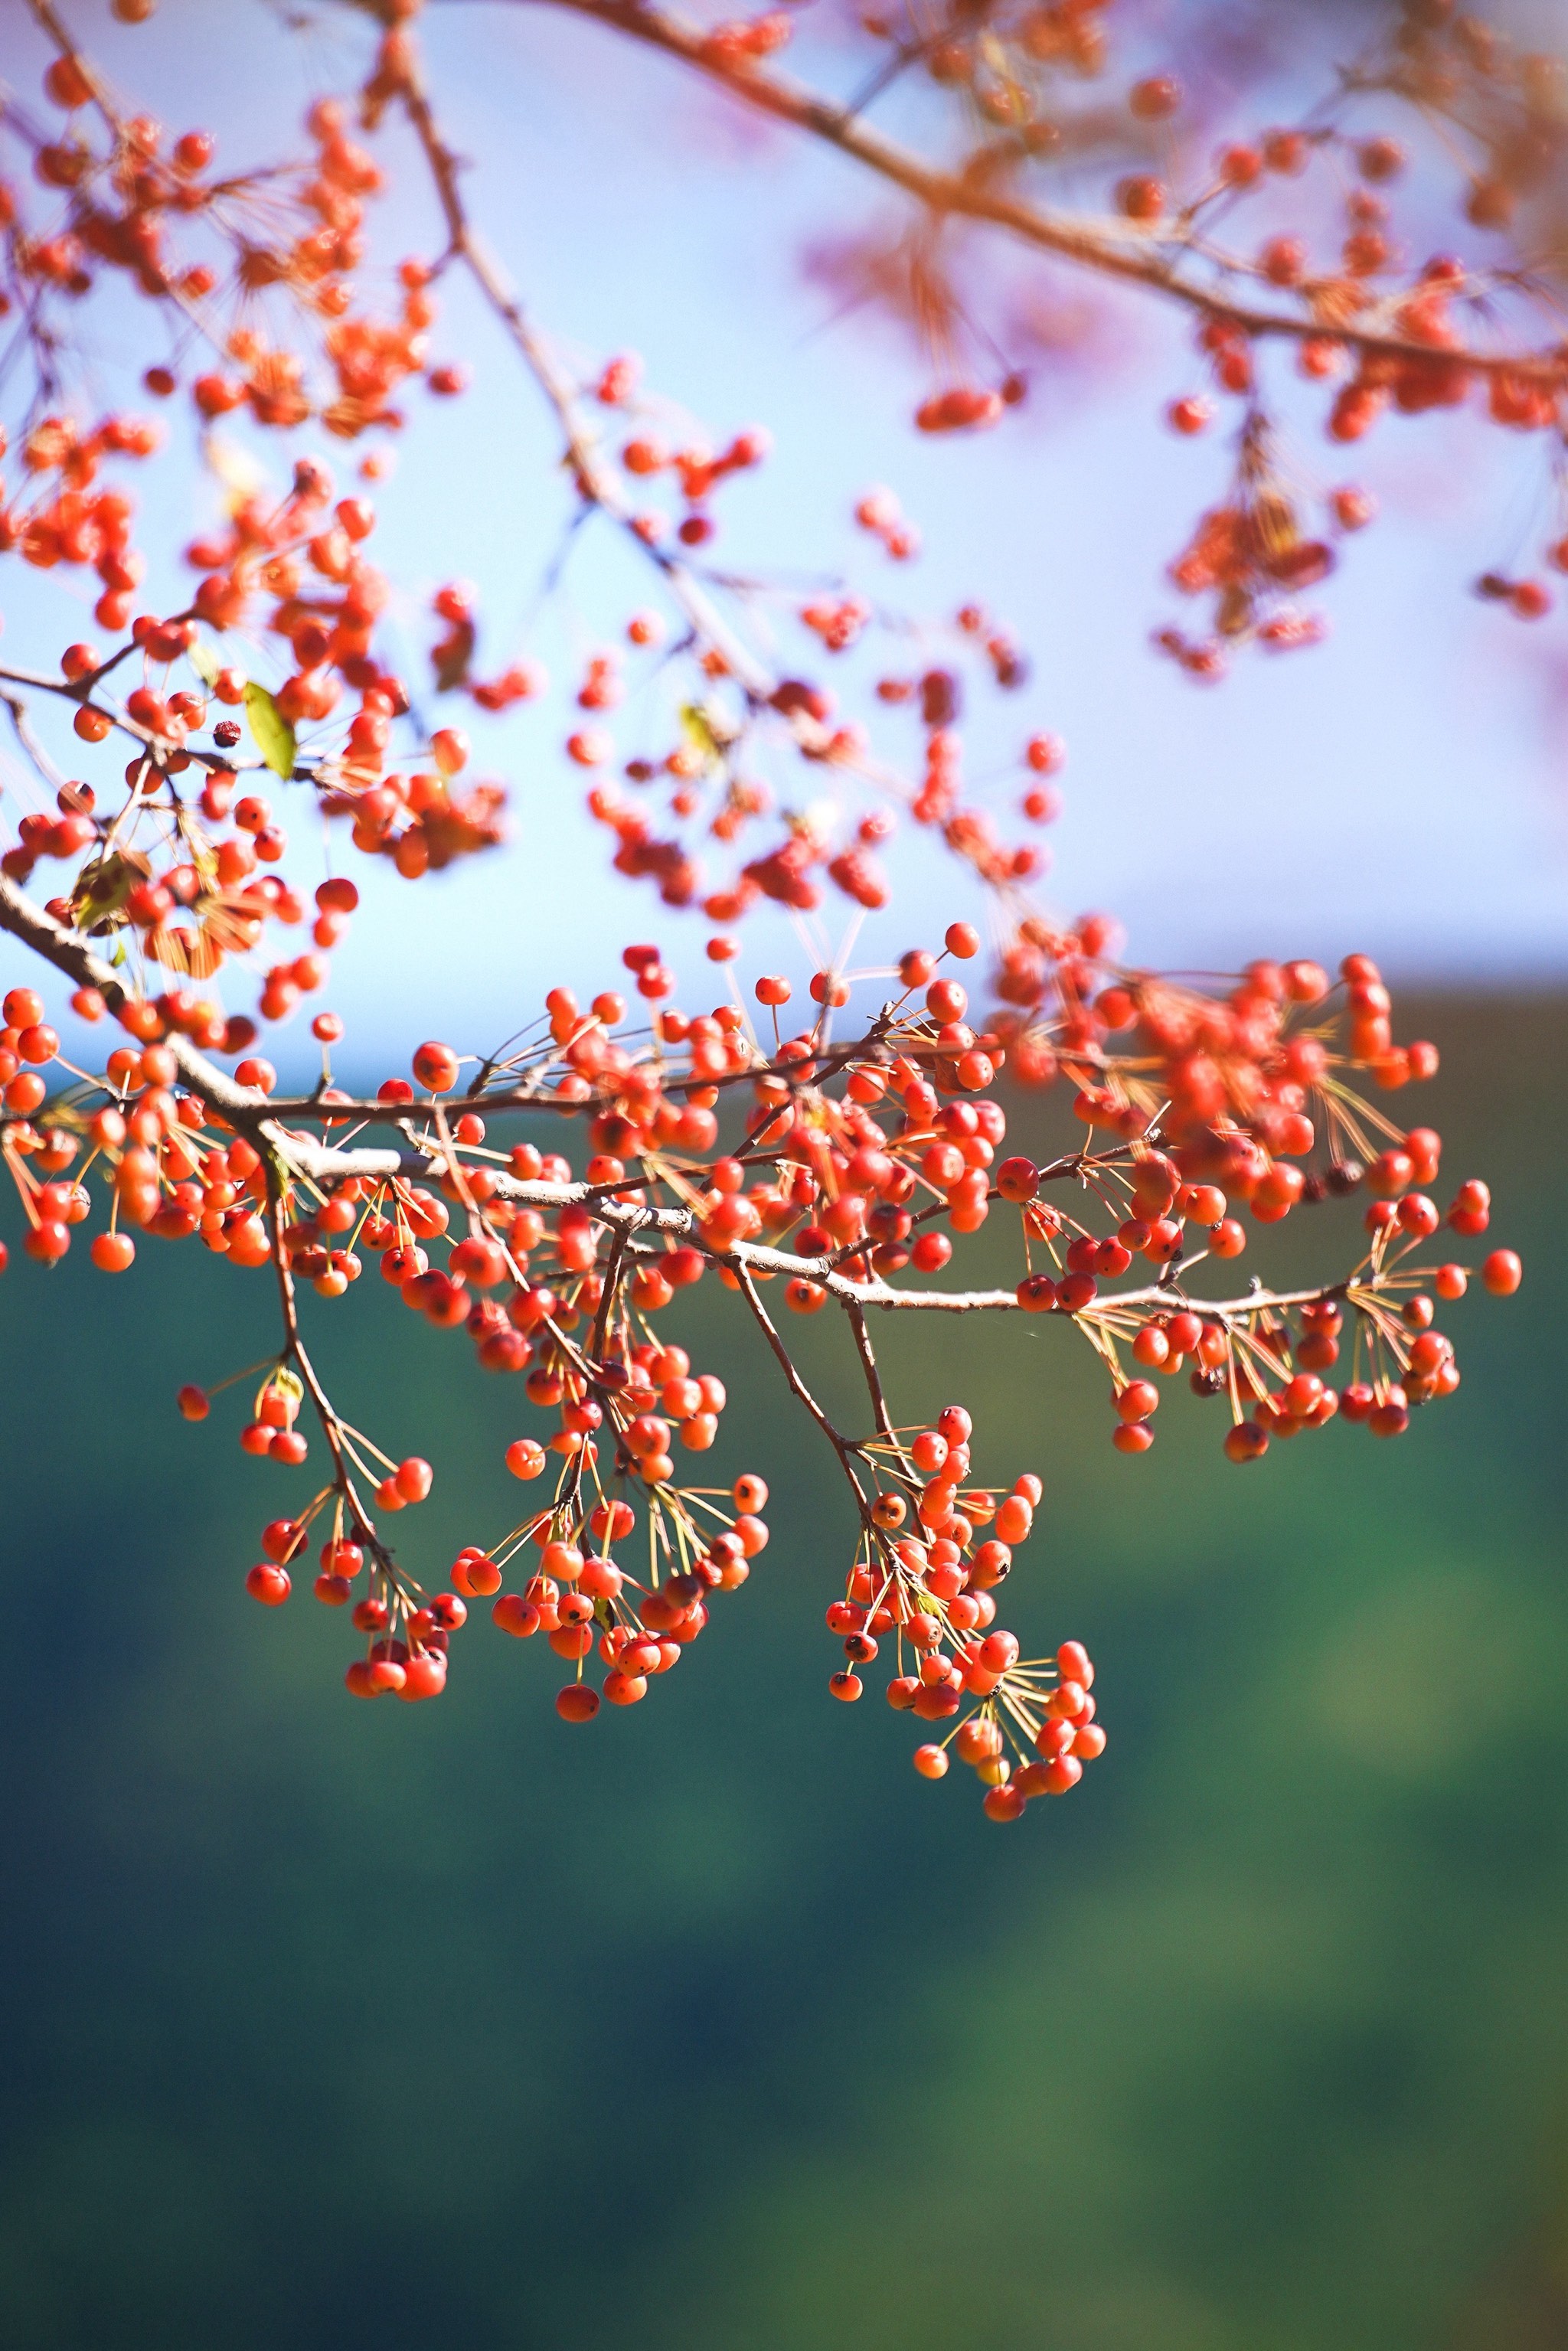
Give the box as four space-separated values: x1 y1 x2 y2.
72 847 150 929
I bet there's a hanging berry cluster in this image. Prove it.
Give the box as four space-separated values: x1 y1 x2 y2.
0 907 1523 1818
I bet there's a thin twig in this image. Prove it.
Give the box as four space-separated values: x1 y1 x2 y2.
392 54 805 712
844 1294 897 1443
733 1259 871 1520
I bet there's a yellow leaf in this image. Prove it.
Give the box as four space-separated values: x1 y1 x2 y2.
244 681 296 780
255 1367 304 1422
678 703 722 768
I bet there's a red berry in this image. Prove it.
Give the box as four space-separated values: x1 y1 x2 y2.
1482 1249 1521 1296
413 1041 459 1092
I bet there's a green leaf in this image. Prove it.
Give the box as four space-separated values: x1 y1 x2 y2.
186 635 222 689
244 681 296 780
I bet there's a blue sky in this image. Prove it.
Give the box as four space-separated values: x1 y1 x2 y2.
2 0 1563 1076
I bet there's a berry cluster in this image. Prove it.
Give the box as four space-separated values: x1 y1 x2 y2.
824 1404 1107 1817
0 904 1522 1817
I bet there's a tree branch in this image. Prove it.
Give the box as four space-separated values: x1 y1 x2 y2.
481 0 1565 383
0 865 1372 1329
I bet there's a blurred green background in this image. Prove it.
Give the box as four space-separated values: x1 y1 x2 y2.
0 994 1562 2351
